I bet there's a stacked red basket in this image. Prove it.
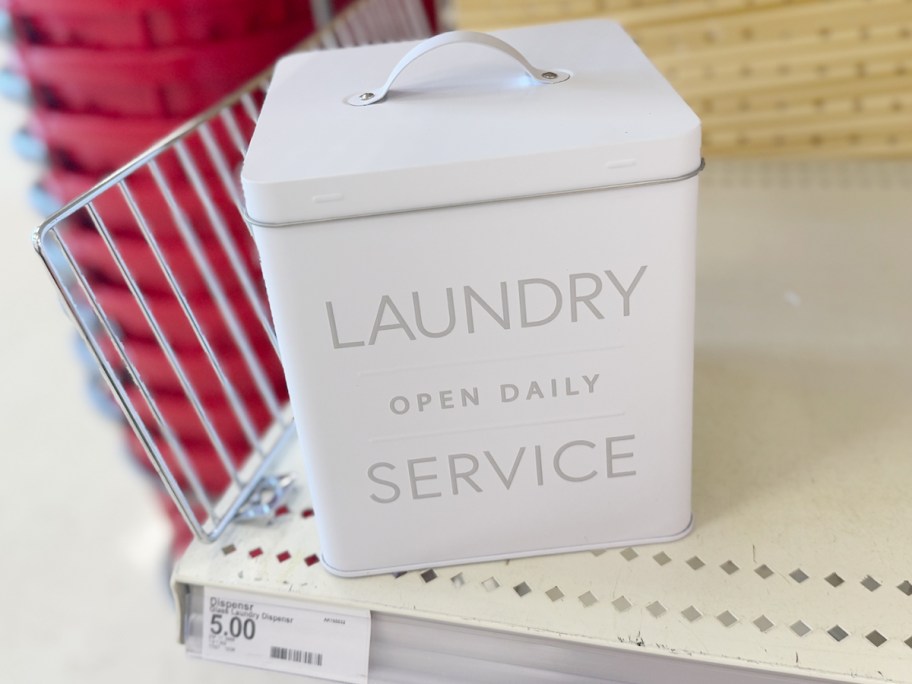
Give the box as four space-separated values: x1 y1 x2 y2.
3 0 323 554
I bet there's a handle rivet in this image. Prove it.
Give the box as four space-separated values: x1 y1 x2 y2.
360 92 375 101
542 71 558 80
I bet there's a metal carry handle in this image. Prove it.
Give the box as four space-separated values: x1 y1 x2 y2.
346 30 570 106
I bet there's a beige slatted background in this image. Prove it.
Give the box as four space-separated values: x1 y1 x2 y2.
452 0 912 157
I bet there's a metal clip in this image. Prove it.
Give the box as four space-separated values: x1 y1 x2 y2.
234 473 297 522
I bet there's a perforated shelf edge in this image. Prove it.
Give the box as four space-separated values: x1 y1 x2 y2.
173 160 912 683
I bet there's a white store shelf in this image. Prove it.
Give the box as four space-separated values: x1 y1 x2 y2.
172 160 912 683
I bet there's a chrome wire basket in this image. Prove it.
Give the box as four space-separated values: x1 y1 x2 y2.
33 0 434 543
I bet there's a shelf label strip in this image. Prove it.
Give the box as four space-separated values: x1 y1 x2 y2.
202 587 371 683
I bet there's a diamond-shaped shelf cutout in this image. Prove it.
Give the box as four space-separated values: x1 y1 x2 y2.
647 601 666 618
611 595 632 612
620 547 639 561
753 615 774 633
866 631 887 647
221 544 236 555
790 621 811 637
754 564 774 579
546 586 564 602
248 548 263 558
789 568 809 584
828 625 849 642
392 571 407 579
717 611 738 627
421 569 438 583
720 560 740 575
591 548 607 557
898 580 912 596
905 636 912 649
276 551 291 563
514 582 532 597
825 572 845 588
653 551 672 566
686 556 705 570
482 577 500 592
579 591 599 607
450 573 465 588
305 554 320 567
861 575 881 592
681 606 702 622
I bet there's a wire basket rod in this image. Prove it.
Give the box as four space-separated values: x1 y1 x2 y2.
53 226 220 521
196 121 281 351
148 159 284 424
86 201 247 483
117 180 269 457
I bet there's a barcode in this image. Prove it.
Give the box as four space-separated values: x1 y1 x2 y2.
269 646 323 666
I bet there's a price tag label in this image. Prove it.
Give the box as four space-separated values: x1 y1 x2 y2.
202 587 371 683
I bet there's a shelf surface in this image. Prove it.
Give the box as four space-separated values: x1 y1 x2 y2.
173 160 912 683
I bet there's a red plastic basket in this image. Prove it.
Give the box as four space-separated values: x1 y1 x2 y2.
29 111 181 173
64 224 260 296
13 21 309 116
126 385 274 446
42 167 250 242
93 280 272 350
2 0 315 49
127 429 245 496
99 334 286 399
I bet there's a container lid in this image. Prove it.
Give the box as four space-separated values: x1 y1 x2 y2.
242 19 701 225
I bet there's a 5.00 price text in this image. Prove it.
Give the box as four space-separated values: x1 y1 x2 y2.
211 614 256 640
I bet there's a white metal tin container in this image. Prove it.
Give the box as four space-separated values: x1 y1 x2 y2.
243 19 702 577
